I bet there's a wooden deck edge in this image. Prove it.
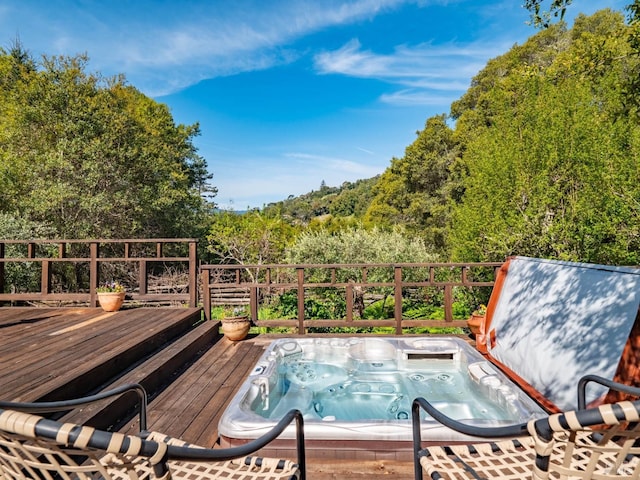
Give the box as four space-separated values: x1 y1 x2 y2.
61 315 220 430
37 309 202 403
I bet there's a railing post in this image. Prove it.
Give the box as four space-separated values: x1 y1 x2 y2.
0 242 4 295
139 259 148 296
346 282 354 323
394 266 403 334
89 242 99 307
41 260 51 295
444 285 453 323
189 240 197 307
250 286 258 322
201 269 211 321
297 267 305 334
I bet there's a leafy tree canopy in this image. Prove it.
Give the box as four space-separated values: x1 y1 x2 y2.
263 177 378 225
206 210 299 269
285 226 438 282
0 46 215 239
524 0 573 28
449 8 640 264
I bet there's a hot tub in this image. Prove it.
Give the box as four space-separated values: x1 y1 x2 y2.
219 337 546 454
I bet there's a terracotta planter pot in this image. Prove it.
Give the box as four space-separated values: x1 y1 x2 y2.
221 316 251 341
97 292 125 312
467 314 485 336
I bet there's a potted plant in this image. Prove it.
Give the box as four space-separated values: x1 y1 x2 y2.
96 282 126 312
467 304 487 336
220 307 252 341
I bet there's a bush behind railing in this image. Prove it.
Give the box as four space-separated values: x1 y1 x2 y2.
202 262 501 334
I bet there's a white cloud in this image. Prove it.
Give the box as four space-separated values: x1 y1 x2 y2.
285 152 384 177
5 0 412 96
313 37 511 105
380 89 455 106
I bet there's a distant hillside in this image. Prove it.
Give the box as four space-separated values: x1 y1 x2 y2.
263 176 379 224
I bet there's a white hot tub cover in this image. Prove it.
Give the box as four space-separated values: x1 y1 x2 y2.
479 256 640 411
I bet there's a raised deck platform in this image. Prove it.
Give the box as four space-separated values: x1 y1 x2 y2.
0 307 420 478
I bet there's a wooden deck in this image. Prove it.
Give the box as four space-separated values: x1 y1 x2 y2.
0 307 423 479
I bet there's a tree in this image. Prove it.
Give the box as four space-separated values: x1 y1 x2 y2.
364 115 460 253
523 0 573 28
206 210 299 279
0 49 215 239
285 226 438 317
285 226 437 268
449 9 640 265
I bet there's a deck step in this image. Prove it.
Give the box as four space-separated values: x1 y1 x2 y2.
60 319 222 430
35 309 203 403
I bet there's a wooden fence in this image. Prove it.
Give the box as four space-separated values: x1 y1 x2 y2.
0 237 503 333
201 262 502 333
0 239 198 307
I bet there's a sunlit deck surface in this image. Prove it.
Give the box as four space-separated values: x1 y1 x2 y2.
0 307 477 478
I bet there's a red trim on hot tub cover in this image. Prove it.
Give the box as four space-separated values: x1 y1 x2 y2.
475 257 511 355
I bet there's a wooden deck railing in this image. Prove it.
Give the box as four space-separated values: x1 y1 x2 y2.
0 239 198 307
0 237 502 332
201 262 502 333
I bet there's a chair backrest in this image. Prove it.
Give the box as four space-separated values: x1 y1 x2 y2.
413 391 640 479
0 408 169 480
528 400 640 478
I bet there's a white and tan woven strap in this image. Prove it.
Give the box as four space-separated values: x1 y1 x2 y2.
420 438 536 480
148 431 301 480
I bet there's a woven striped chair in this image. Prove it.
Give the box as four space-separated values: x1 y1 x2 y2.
412 375 640 480
0 384 305 480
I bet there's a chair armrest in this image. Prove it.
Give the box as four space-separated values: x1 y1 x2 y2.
412 397 529 442
146 409 305 479
577 375 640 410
153 408 305 464
0 383 148 431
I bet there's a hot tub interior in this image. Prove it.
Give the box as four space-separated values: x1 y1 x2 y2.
219 337 546 445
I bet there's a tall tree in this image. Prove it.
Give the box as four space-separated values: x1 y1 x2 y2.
207 210 299 274
449 9 640 265
364 115 460 252
523 0 573 28
0 50 215 239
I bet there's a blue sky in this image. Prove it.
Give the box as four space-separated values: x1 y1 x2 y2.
0 0 629 209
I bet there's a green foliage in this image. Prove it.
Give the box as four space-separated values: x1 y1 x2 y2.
362 297 395 319
96 282 125 293
285 226 438 269
449 9 640 265
3 5 639 280
206 210 299 271
0 48 214 239
364 115 460 253
523 0 573 28
271 290 299 319
0 214 56 293
263 177 378 225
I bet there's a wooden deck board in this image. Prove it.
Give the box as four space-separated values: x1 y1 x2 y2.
2 313 144 399
0 307 201 401
182 341 266 447
132 338 262 446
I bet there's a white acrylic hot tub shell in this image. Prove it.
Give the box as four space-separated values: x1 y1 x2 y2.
218 337 546 442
